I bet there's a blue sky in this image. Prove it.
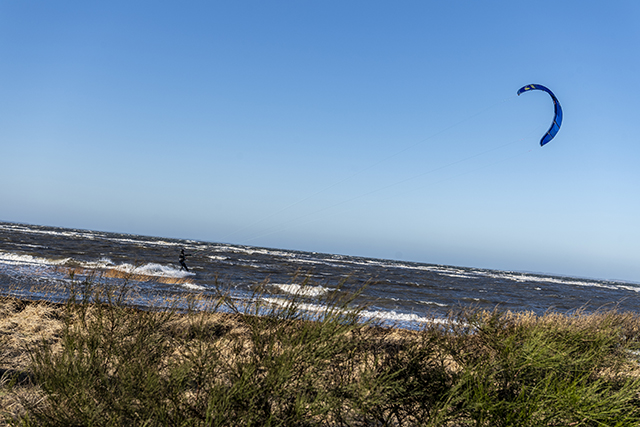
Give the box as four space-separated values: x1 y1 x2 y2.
1 1 639 282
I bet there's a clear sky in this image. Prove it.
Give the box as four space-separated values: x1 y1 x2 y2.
1 1 639 283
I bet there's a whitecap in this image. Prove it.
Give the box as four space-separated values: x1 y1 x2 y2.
419 300 448 307
259 297 454 327
0 251 70 266
182 282 206 291
112 262 195 279
273 283 329 297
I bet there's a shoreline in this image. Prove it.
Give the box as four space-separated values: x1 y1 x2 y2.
4 221 640 324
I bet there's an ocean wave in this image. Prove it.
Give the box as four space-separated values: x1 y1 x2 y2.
0 251 70 267
77 258 115 269
616 285 640 293
214 245 292 258
477 271 632 291
182 282 207 291
419 300 448 307
102 237 184 248
260 296 449 327
331 257 478 277
0 251 194 280
360 308 448 325
111 263 195 279
0 224 98 240
272 283 329 297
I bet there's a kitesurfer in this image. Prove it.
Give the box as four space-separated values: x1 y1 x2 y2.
179 248 190 271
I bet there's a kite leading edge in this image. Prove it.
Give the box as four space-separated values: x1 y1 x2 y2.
517 84 562 146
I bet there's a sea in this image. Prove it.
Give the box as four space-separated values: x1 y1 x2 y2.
1 221 638 329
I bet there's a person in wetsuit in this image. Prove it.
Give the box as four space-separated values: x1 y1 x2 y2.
179 248 191 271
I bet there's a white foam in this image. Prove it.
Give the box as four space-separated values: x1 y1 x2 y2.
215 246 291 258
0 251 196 282
0 251 70 267
331 257 479 278
273 283 329 297
112 262 195 279
182 282 206 291
77 258 115 269
285 258 326 266
419 300 448 307
442 273 475 279
479 271 626 291
617 285 640 293
260 297 450 326
0 224 98 240
104 237 183 248
360 308 447 325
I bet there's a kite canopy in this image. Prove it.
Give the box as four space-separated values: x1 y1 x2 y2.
517 84 562 146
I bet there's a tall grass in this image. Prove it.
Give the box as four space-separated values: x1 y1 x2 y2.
6 276 640 426
439 309 640 426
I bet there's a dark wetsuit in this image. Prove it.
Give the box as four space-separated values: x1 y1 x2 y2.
179 249 190 271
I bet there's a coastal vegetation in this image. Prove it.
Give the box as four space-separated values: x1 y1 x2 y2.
1 276 640 426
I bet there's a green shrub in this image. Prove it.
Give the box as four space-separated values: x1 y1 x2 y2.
15 278 640 426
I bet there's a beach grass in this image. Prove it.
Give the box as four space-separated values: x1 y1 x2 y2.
1 277 640 426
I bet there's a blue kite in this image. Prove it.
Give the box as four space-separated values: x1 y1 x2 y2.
517 84 562 146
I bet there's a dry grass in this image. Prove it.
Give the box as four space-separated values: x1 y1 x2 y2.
0 298 63 369
1 287 640 426
0 298 62 424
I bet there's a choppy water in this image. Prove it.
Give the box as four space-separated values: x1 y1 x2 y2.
1 221 638 328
